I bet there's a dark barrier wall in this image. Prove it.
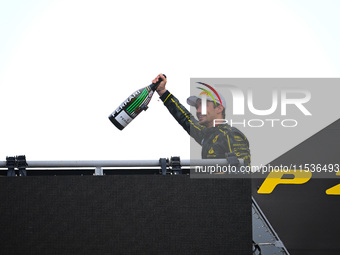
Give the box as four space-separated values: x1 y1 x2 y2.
253 178 340 255
0 175 251 255
253 119 340 255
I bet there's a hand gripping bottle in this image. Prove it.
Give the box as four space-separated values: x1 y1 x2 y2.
108 75 166 130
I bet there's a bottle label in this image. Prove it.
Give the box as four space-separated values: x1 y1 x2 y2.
115 110 133 128
114 90 141 115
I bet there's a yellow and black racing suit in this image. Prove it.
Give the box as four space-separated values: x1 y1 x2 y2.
160 90 251 164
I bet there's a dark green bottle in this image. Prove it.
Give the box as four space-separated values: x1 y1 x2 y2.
109 75 165 130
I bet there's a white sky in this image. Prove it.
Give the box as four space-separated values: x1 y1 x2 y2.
0 0 339 162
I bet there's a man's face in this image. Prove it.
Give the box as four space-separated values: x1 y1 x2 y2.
195 99 220 127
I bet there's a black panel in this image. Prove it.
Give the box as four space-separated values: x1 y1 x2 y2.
0 175 251 255
253 119 340 254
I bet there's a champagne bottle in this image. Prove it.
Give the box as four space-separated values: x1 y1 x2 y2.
109 74 166 130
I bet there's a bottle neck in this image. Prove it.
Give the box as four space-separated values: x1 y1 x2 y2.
149 82 160 91
150 74 166 91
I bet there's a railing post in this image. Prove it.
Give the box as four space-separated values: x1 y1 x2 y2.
94 166 103 176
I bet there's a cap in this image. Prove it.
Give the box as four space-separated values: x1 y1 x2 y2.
187 82 226 109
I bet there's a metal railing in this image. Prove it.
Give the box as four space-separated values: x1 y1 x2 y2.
0 158 244 176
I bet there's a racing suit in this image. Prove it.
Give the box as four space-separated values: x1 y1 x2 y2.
160 90 251 164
